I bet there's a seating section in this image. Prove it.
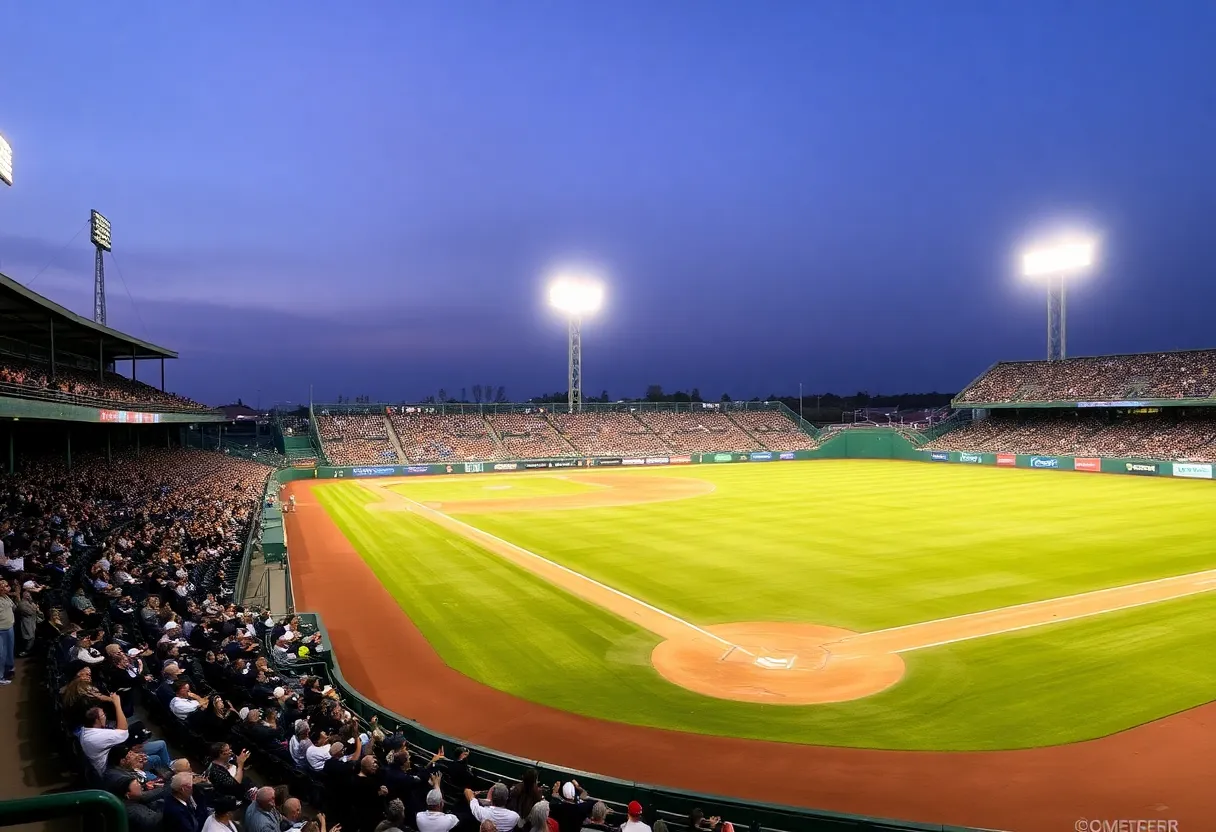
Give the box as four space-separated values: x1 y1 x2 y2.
315 413 398 466
550 412 672 456
957 350 1216 405
314 409 822 464
727 411 819 451
487 412 577 459
635 411 759 454
0 355 211 411
924 412 1216 461
389 412 502 462
6 445 664 832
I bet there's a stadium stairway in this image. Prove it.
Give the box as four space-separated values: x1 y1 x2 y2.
384 416 408 462
725 412 769 450
0 659 81 832
483 416 509 458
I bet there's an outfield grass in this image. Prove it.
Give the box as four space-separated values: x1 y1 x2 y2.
387 474 602 503
315 461 1216 750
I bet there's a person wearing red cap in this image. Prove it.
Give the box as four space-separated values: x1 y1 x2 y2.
621 801 651 832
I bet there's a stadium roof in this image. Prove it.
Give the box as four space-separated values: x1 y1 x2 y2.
0 270 177 361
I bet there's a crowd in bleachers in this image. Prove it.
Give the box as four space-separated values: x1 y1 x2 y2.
389 413 502 463
316 410 820 465
957 350 1216 405
550 413 670 457
923 412 1216 461
634 412 758 455
0 445 710 832
315 414 399 467
0 355 211 412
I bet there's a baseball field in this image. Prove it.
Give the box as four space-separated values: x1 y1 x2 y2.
296 460 1216 752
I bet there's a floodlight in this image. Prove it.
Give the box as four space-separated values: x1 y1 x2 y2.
0 132 12 187
90 210 112 252
547 273 606 414
1020 235 1098 361
548 277 604 316
1022 240 1095 277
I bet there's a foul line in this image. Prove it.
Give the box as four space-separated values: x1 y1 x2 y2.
368 483 754 656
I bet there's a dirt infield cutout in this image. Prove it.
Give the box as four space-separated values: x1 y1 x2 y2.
359 478 1216 705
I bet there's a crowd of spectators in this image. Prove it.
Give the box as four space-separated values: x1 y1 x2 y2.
316 410 818 465
2 444 705 832
957 350 1216 405
0 355 211 412
315 414 399 467
923 411 1216 461
389 414 501 463
549 413 671 458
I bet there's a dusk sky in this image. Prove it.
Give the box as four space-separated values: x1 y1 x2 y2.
2 1 1215 406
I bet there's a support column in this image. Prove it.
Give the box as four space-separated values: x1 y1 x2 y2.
131 355 136 381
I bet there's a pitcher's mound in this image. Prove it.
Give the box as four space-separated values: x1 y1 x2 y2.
651 622 905 704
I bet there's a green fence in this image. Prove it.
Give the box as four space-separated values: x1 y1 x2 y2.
0 789 127 831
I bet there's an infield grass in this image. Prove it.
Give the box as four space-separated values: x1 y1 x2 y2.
314 461 1216 750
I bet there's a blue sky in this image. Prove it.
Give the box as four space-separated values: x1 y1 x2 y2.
2 1 1214 405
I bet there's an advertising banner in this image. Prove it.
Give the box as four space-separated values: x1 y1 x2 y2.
929 452 950 461
712 453 733 463
353 466 398 477
778 452 796 461
669 455 692 464
1074 458 1101 472
749 452 773 461
1174 463 1213 479
597 458 622 467
100 409 162 424
623 458 646 466
292 460 317 469
958 452 982 463
551 460 577 468
996 453 1016 466
523 461 550 469
1077 401 1150 408
405 466 430 474
1030 456 1059 469
493 463 518 471
1124 462 1158 475
463 462 484 473
645 456 670 465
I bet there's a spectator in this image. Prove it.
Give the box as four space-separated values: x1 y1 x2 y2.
163 770 209 832
581 803 618 832
244 786 282 832
202 795 241 832
79 697 129 774
16 587 42 657
467 783 522 832
117 774 163 832
375 798 408 832
202 742 252 803
622 803 650 832
415 784 459 832
0 578 15 682
525 800 558 832
550 781 594 832
170 681 209 719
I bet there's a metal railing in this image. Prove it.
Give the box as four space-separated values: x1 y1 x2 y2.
0 379 219 415
0 790 127 831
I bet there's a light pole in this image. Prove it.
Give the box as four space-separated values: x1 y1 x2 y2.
548 275 604 414
1022 238 1096 361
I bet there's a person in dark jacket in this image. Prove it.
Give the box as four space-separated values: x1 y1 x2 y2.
161 771 208 832
117 776 163 832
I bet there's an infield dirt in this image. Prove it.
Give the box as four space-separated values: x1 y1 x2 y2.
286 478 1213 831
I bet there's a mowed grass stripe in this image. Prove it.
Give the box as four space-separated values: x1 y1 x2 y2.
317 463 1216 749
451 462 1216 630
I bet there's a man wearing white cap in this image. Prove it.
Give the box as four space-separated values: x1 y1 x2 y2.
417 772 459 832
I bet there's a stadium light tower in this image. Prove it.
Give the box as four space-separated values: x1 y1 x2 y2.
0 131 12 189
548 274 604 414
1022 237 1096 361
90 210 112 325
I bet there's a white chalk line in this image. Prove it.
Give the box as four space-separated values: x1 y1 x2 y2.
854 566 1216 641
377 484 754 656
